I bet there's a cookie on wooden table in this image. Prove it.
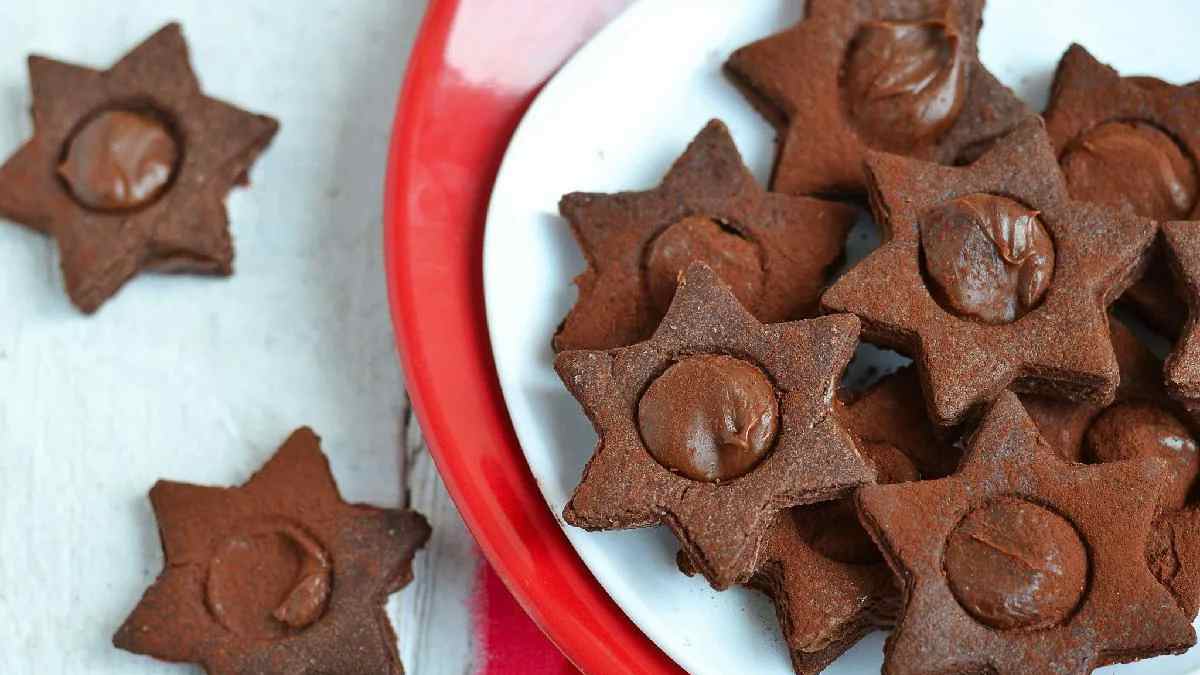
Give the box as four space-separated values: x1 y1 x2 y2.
114 428 430 675
0 23 278 312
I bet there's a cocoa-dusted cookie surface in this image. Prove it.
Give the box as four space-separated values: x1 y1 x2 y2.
0 23 278 312
1044 44 1200 336
1024 320 1199 508
821 118 1157 426
1165 221 1200 416
858 392 1196 674
719 368 957 675
114 428 430 675
1027 319 1200 617
554 119 857 352
558 262 874 590
727 0 1030 198
1150 507 1200 620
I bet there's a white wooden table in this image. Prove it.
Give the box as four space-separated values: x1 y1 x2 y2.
0 2 480 673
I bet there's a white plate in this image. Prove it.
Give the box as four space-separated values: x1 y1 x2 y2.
483 1 1200 673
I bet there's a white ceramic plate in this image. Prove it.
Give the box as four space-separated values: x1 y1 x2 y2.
483 1 1200 672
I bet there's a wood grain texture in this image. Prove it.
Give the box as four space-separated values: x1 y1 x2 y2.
0 2 480 673
392 395 481 675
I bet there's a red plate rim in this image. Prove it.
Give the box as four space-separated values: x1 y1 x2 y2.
383 1 681 672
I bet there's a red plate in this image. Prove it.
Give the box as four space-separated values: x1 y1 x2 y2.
384 1 681 672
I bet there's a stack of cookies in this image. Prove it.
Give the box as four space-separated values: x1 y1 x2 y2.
552 2 1200 673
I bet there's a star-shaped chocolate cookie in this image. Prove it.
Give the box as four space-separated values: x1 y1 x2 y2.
723 368 958 674
1165 221 1200 416
1044 44 1200 337
554 119 857 352
0 23 278 312
822 118 1157 426
113 428 430 675
1024 319 1200 509
726 0 1030 198
858 392 1196 674
558 262 874 590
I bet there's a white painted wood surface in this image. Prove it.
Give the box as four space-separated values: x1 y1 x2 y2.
0 2 481 674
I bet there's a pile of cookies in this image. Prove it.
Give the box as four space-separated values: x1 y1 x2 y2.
0 25 430 675
552 2 1200 673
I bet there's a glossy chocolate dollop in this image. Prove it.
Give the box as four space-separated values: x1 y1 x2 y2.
794 440 919 564
944 497 1088 630
58 110 178 211
645 216 763 315
843 19 967 152
205 524 332 638
1085 401 1199 508
1060 121 1197 220
637 355 778 483
921 193 1056 324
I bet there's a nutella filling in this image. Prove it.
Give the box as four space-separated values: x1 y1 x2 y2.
637 355 778 482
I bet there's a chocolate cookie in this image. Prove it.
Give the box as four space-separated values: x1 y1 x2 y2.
1165 221 1200 416
821 118 1157 426
858 392 1196 674
1043 44 1200 337
558 262 874 590
113 428 430 675
0 23 278 312
726 0 1030 198
554 119 857 352
1025 320 1200 508
1150 507 1200 620
689 368 957 675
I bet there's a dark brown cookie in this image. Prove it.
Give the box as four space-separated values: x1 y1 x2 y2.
1150 507 1200 620
554 119 857 352
1027 319 1200 618
821 118 1157 427
558 262 874 590
1165 221 1200 415
1024 319 1200 508
113 428 430 675
726 0 1030 198
0 23 278 313
714 368 958 675
858 392 1196 674
1043 44 1200 337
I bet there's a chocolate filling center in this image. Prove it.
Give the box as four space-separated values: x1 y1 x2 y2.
919 193 1056 324
637 355 778 483
944 497 1088 630
643 216 763 316
1060 120 1198 221
842 17 968 152
205 522 332 638
58 108 180 212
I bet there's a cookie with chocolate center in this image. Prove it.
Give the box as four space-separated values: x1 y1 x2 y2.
554 119 857 352
858 393 1196 674
0 23 278 312
678 367 960 674
113 428 430 675
726 0 1030 197
1044 44 1200 337
821 118 1157 426
558 262 874 590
